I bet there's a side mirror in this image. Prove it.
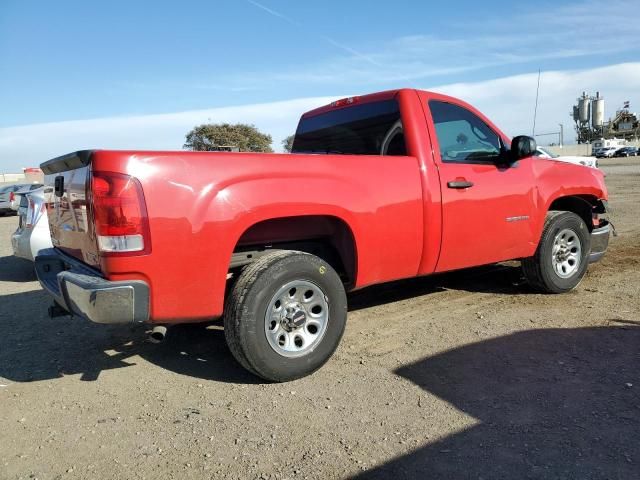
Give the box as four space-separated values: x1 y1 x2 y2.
510 136 537 161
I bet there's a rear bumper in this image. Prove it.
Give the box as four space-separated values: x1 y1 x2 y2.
589 223 610 264
34 248 149 324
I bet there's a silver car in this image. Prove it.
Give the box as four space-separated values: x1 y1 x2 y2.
11 187 53 261
0 183 43 215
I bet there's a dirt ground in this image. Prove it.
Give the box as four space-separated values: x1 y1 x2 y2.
1 158 638 480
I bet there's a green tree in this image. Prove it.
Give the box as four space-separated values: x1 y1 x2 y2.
184 123 273 153
282 134 295 153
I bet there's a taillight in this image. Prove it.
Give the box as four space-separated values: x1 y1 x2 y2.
9 191 14 202
25 196 44 228
91 171 151 255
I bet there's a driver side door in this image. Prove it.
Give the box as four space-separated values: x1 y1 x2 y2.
425 99 537 272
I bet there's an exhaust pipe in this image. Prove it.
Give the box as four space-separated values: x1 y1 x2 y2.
149 325 167 344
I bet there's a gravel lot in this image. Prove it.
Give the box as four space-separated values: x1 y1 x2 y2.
1 157 639 480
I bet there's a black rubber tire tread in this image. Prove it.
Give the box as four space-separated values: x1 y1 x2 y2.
224 250 347 382
224 250 294 377
522 211 590 293
522 211 564 292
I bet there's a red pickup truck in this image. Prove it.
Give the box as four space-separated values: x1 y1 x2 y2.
35 89 611 381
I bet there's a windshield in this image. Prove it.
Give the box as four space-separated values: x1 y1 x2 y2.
292 99 405 155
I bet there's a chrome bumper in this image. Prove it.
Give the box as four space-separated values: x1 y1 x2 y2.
34 248 149 324
589 222 611 264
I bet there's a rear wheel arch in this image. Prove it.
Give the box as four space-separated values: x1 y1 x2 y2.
230 215 358 287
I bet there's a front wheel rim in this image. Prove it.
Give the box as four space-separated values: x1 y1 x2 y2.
264 280 329 358
551 228 582 278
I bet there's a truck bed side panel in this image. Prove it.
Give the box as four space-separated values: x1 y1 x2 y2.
92 150 424 322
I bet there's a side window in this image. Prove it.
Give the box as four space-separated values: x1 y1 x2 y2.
429 100 502 163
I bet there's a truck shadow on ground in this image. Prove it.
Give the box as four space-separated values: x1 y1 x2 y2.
0 257 558 385
0 255 37 282
348 263 526 311
0 288 257 383
352 325 640 480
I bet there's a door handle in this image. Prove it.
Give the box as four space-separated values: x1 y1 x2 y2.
447 180 474 189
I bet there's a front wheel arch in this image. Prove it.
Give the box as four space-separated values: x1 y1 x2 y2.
547 195 599 233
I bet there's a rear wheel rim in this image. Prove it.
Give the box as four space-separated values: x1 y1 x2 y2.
551 228 582 278
264 280 329 358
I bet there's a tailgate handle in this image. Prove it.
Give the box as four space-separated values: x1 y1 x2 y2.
447 180 474 189
54 176 64 197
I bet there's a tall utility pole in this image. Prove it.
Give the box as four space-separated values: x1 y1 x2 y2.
532 69 541 136
559 123 564 148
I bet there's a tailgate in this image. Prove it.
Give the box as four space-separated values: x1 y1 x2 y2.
41 151 100 268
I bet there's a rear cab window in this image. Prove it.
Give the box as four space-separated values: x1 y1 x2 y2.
292 99 406 156
429 100 503 163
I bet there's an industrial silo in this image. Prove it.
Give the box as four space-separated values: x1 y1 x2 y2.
578 92 590 125
592 92 605 128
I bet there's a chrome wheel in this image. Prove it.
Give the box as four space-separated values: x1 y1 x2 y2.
264 280 329 358
552 228 582 278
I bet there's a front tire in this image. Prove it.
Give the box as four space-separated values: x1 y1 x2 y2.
522 211 590 293
224 250 347 382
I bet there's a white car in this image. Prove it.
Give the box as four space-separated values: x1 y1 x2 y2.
10 183 44 211
534 147 598 168
11 187 53 261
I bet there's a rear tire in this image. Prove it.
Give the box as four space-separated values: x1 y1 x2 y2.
522 211 590 293
224 250 347 382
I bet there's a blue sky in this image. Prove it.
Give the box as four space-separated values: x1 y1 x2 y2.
1 0 639 169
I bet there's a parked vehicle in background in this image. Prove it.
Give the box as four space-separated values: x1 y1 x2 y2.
595 147 618 158
533 147 598 168
591 138 627 153
34 89 612 382
23 167 45 184
0 184 41 215
613 146 638 157
11 187 53 261
9 183 43 211
0 185 21 215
